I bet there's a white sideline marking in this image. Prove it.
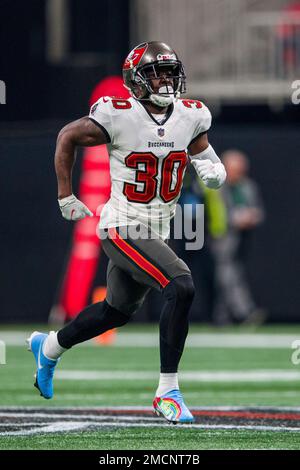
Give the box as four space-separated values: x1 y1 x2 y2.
1 422 92 436
1 406 300 436
2 421 300 436
55 369 300 382
0 412 159 421
2 331 300 348
0 423 44 427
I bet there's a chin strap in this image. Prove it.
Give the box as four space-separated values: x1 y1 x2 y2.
149 94 174 107
149 84 176 108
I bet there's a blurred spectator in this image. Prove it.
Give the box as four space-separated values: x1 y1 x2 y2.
209 149 266 325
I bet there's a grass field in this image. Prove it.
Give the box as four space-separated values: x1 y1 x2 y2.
1 324 300 450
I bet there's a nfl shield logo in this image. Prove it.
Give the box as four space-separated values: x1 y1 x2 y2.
158 128 165 137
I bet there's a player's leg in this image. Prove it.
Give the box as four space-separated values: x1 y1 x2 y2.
27 259 149 399
154 275 195 424
56 260 150 349
103 225 195 423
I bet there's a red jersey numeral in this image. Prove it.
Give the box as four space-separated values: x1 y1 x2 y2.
160 151 188 202
182 99 202 109
123 151 187 204
111 99 132 109
123 152 159 203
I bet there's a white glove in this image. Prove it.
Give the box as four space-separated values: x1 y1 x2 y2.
191 159 226 189
58 194 93 221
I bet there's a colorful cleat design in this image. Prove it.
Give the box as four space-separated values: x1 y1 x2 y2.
153 389 194 424
26 331 59 399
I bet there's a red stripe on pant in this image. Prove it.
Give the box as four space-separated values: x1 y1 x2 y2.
108 227 170 289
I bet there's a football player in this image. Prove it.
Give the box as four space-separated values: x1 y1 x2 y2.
27 41 226 424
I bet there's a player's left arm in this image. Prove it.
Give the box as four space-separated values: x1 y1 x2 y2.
188 132 226 189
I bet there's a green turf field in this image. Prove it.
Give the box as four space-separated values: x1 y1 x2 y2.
1 324 300 450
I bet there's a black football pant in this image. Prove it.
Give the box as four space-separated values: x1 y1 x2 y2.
58 224 195 373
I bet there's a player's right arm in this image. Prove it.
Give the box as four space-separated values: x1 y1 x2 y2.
55 116 108 220
185 101 226 189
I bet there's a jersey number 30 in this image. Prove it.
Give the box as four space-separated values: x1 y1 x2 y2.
123 151 187 203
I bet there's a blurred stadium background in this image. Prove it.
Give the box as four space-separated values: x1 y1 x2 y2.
0 0 300 450
0 0 299 324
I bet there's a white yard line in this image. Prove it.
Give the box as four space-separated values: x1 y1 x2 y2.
0 421 92 436
55 369 300 382
0 412 159 421
1 331 300 348
1 420 300 436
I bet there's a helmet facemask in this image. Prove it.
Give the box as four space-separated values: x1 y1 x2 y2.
131 61 186 107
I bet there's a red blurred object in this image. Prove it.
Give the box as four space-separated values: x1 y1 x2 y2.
277 2 300 38
49 76 129 324
276 2 300 68
89 76 129 106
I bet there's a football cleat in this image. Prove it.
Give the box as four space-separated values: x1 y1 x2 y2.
26 331 59 399
153 389 194 424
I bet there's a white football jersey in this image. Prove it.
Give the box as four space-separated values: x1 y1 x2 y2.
89 96 211 240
